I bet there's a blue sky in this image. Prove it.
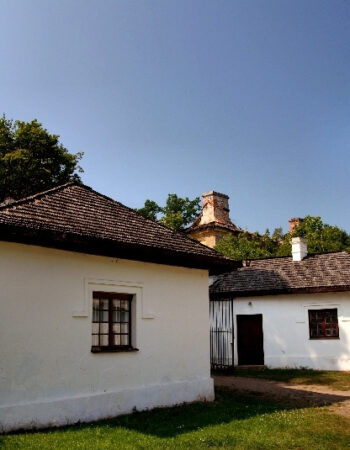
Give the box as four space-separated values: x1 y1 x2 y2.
1 0 349 233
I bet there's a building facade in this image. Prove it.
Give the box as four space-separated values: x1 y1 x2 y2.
210 239 350 370
0 182 235 432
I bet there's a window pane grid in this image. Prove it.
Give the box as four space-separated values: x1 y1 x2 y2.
309 309 339 339
92 292 132 350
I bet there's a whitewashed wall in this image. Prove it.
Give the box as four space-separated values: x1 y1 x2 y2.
233 293 350 370
0 241 213 432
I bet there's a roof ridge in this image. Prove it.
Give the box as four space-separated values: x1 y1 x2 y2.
113 197 226 258
239 250 350 264
308 250 350 256
0 181 226 259
0 181 77 210
76 185 228 258
76 184 222 256
0 181 129 212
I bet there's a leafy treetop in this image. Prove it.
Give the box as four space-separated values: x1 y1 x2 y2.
277 215 350 256
0 115 83 201
215 216 350 260
215 231 279 260
136 194 201 230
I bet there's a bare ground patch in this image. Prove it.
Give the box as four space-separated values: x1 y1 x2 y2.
214 375 350 418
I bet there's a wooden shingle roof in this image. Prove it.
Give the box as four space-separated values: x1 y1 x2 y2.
210 251 350 297
0 182 237 274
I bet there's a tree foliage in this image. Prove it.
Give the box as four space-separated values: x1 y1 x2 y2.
215 216 350 260
0 115 83 201
136 194 201 230
215 231 279 260
136 200 162 222
282 216 350 254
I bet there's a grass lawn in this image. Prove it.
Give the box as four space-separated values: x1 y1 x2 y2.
1 389 350 449
229 368 350 391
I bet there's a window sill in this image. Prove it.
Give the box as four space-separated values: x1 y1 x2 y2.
91 346 139 353
309 337 340 340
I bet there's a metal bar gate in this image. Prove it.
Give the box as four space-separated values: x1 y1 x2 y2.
210 299 234 370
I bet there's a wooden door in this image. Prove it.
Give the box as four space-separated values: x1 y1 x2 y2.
237 314 264 365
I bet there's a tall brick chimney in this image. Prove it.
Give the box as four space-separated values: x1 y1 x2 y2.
186 190 241 248
201 191 230 225
289 217 303 233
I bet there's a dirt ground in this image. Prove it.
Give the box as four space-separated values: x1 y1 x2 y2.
214 375 350 418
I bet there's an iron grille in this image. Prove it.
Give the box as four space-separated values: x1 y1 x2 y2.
210 299 234 369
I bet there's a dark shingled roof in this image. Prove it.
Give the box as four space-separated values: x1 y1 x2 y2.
0 182 237 274
210 251 350 297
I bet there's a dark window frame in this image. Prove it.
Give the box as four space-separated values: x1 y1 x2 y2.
91 291 137 353
308 308 339 340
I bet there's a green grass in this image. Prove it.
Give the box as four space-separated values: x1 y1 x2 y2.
1 390 350 449
229 368 350 391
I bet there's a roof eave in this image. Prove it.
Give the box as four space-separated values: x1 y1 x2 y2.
186 222 242 233
0 223 237 275
210 285 350 299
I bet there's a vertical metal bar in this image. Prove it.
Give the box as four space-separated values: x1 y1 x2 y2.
98 297 101 347
128 296 132 347
231 299 234 368
108 297 113 347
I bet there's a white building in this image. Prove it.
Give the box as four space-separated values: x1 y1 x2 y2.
210 238 350 371
0 182 235 432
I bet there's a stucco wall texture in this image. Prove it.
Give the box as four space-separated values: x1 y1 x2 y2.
0 242 214 432
233 293 350 370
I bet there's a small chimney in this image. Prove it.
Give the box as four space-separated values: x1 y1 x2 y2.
292 237 307 261
289 217 303 232
201 191 230 225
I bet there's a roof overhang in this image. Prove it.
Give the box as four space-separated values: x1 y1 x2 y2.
210 285 350 299
0 223 238 275
186 222 242 234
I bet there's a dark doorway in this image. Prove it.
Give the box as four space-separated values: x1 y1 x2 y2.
237 314 264 365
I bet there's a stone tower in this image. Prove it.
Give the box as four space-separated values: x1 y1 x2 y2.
186 191 241 248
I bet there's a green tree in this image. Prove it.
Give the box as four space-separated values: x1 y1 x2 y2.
291 216 350 253
275 236 292 256
136 200 162 222
216 216 350 260
271 227 284 242
0 115 83 201
215 231 278 260
137 194 201 230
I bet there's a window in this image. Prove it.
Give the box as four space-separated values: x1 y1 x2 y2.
308 309 339 339
91 291 134 352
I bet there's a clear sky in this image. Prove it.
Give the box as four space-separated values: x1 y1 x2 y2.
1 0 349 233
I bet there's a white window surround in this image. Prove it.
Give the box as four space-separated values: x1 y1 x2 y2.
295 302 342 324
301 303 342 340
72 277 155 320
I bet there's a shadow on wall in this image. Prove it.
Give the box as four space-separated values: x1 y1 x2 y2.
267 322 350 371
